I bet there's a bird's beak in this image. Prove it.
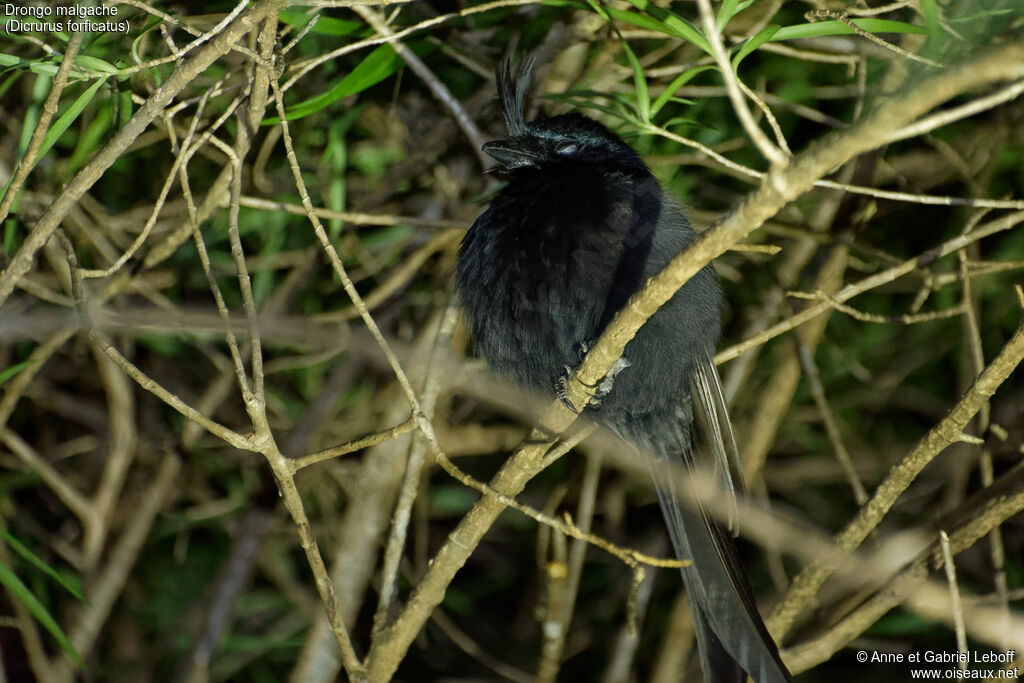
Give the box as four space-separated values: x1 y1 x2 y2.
482 139 539 170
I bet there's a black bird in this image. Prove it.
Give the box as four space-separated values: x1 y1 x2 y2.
455 59 791 683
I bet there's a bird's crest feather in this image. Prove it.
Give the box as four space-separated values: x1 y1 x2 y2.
496 57 534 137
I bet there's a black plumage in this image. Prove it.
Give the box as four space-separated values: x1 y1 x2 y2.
455 59 791 683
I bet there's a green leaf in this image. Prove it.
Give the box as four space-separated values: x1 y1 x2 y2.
658 116 701 130
0 531 84 601
0 561 83 666
117 84 132 128
65 100 113 176
2 218 18 255
732 24 780 69
585 0 649 122
131 17 164 68
621 41 649 123
542 92 640 126
619 0 711 54
265 43 431 124
599 6 670 35
278 10 361 37
73 54 120 76
324 107 361 239
0 52 120 80
0 54 59 79
920 0 941 41
19 73 48 155
771 19 926 42
40 76 109 158
717 0 739 32
947 8 1014 23
651 65 713 116
0 68 20 100
0 359 35 386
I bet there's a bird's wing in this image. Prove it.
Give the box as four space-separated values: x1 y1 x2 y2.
691 348 745 534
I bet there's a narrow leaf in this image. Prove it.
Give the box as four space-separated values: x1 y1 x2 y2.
732 25 780 69
72 55 120 76
771 19 926 42
0 562 83 665
620 0 711 53
586 0 649 122
717 0 739 32
0 531 84 600
265 43 432 125
40 76 108 158
0 360 34 386
652 65 714 116
279 10 361 36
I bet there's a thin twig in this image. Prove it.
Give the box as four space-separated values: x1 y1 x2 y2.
795 338 868 505
938 530 968 666
78 83 218 278
649 123 1024 210
537 451 603 682
788 290 967 325
289 419 417 472
885 78 1024 145
238 195 467 229
696 0 788 165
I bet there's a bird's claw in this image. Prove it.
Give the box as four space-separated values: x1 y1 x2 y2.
574 340 591 363
570 341 601 389
556 370 580 414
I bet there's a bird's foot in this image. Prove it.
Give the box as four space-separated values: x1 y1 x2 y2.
556 350 631 412
595 356 631 399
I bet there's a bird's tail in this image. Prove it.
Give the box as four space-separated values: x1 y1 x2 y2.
651 464 790 683
649 353 791 683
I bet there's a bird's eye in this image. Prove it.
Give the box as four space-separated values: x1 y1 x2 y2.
556 144 577 156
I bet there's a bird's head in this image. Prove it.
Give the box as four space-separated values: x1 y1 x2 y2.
482 58 647 174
